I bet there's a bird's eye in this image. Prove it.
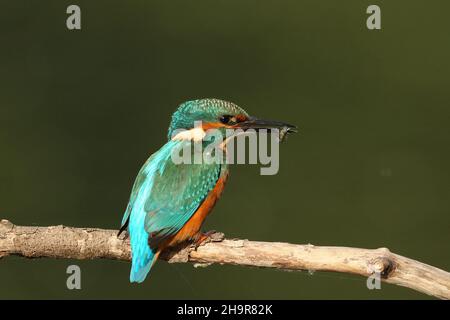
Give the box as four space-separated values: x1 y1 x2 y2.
219 115 232 124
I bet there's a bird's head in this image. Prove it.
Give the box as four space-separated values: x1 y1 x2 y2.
168 98 296 141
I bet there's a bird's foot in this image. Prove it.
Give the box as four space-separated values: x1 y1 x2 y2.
193 230 225 250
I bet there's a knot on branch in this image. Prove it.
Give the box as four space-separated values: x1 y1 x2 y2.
368 248 396 279
0 220 14 233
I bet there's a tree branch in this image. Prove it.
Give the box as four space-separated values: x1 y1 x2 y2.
0 219 449 299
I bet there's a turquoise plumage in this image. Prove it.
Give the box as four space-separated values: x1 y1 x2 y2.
123 139 222 282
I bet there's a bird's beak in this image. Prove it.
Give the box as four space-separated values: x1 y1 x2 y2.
235 116 298 134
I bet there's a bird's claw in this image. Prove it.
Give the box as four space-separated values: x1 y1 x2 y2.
194 230 225 250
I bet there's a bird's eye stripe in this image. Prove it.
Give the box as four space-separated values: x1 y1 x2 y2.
219 114 247 125
235 114 248 122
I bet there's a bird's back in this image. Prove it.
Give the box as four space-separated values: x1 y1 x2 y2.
121 139 227 282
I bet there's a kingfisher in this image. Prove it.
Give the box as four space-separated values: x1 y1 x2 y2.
119 98 296 283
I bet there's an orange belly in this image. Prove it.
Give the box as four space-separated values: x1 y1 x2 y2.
163 172 229 247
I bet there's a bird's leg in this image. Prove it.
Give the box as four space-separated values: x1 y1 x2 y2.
193 230 225 249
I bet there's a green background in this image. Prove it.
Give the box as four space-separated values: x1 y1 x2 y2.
0 1 449 299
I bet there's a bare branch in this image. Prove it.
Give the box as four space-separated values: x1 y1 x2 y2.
1 219 449 299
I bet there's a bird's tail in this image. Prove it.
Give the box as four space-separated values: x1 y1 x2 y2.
130 247 160 283
129 213 160 283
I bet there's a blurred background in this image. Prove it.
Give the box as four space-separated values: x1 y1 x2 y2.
0 0 449 299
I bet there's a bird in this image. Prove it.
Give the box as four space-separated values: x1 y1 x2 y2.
119 98 296 283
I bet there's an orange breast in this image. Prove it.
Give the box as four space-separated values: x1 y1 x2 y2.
163 171 229 247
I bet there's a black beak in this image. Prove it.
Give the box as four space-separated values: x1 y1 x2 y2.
236 116 298 134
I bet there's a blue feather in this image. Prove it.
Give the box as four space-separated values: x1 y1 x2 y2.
123 141 178 283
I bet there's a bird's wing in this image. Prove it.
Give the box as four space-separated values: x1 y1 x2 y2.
143 146 222 247
119 150 160 234
121 140 223 247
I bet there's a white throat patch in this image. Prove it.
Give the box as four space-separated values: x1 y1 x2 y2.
171 127 206 142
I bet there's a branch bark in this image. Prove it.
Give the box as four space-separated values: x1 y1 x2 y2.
0 219 449 299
